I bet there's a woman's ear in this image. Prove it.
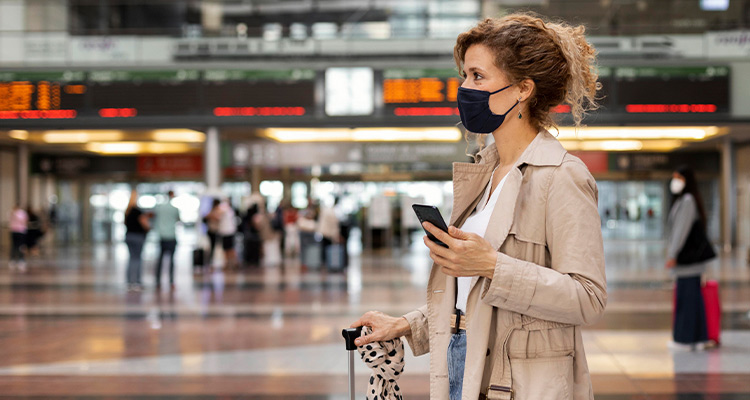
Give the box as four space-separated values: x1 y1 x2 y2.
517 78 535 102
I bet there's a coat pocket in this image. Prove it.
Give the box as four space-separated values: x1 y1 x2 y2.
509 355 574 400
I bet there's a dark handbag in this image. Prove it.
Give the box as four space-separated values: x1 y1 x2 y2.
676 220 716 265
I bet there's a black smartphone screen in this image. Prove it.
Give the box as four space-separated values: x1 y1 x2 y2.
412 204 450 248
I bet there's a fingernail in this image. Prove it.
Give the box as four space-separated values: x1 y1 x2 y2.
355 339 361 345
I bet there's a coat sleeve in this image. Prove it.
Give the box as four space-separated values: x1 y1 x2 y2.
402 304 429 356
667 195 697 260
480 159 607 326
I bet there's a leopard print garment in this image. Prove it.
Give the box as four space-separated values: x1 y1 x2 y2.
357 326 405 400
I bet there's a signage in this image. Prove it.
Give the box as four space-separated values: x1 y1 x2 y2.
136 155 203 177
0 69 315 120
569 151 609 174
608 152 720 173
31 155 137 175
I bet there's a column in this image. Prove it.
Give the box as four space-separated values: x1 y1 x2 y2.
720 138 736 252
17 143 28 207
281 167 292 200
204 127 221 192
250 166 262 196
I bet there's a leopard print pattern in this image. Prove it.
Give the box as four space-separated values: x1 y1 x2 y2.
357 326 405 400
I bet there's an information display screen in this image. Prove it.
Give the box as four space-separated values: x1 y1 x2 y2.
382 69 461 117
613 66 729 113
381 66 727 119
0 69 316 120
0 71 86 119
0 66 731 123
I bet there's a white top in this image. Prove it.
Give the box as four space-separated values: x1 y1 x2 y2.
455 168 507 314
218 203 238 235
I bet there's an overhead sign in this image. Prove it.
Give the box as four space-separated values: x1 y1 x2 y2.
136 155 203 177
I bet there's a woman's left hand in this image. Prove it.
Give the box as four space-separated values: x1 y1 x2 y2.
422 222 498 279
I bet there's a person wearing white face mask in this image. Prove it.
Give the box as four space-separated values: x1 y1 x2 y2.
665 166 715 351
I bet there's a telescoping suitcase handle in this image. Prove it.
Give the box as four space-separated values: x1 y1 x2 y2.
342 327 363 400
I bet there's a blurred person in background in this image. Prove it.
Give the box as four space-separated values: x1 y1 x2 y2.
204 198 222 267
251 196 277 266
665 166 712 350
241 201 262 266
154 190 180 290
282 199 300 258
218 198 239 270
350 13 606 400
317 197 341 268
125 190 150 291
25 207 45 257
271 200 286 257
8 204 28 272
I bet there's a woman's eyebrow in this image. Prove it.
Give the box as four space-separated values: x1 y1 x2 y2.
463 66 486 75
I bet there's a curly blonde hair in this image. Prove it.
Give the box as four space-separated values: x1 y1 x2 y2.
454 13 600 130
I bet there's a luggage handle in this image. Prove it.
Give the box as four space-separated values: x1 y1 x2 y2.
342 327 362 350
342 327 363 400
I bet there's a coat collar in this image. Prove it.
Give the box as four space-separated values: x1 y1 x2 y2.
449 129 566 226
473 129 567 168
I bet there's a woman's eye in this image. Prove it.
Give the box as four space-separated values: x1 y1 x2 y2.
474 72 482 80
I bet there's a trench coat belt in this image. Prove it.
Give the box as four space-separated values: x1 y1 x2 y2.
480 315 523 400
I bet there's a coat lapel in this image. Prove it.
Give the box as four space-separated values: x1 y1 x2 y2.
468 167 523 290
465 130 565 292
449 163 495 228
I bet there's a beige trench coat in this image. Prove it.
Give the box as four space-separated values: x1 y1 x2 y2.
403 130 607 400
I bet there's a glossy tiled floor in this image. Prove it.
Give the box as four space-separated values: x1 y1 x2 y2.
1 232 750 399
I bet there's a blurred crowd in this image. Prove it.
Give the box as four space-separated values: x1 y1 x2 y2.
5 189 352 291
120 190 350 292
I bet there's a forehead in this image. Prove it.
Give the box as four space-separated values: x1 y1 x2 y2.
463 43 502 73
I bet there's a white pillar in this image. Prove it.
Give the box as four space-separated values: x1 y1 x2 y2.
720 138 736 252
204 127 221 192
17 143 28 207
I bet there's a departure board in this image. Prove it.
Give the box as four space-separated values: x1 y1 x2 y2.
381 66 726 119
382 69 461 116
0 65 732 124
614 66 730 114
0 71 86 119
0 69 316 120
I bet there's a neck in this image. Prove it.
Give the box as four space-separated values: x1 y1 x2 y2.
491 118 538 167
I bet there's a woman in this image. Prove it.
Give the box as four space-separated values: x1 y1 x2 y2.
218 199 238 269
204 199 222 267
25 208 45 257
8 204 28 272
665 166 710 350
124 190 150 291
350 14 607 400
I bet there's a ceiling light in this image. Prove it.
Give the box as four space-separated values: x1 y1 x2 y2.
42 130 124 143
8 130 28 140
555 126 724 141
263 127 462 142
151 130 205 143
560 139 685 152
85 142 195 154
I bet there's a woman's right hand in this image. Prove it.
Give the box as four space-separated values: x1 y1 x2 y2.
350 311 411 346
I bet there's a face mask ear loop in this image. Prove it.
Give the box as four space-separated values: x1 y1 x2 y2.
488 83 514 95
490 99 520 117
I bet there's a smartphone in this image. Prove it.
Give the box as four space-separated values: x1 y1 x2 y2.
412 204 450 248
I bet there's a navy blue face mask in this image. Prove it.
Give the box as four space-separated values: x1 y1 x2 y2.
457 84 519 134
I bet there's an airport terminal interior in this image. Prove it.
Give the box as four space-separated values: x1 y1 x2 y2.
2 0 750 399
